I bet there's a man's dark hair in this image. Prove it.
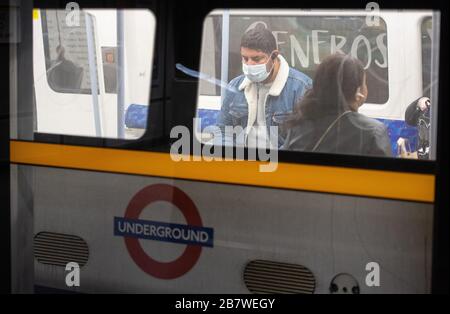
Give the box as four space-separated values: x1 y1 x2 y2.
240 24 277 55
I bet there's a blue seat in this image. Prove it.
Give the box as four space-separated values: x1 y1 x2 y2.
125 104 148 129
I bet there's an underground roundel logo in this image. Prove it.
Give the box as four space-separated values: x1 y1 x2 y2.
114 184 214 279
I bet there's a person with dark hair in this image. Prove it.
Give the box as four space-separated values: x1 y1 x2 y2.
215 25 312 148
48 44 84 91
283 52 391 157
404 96 431 159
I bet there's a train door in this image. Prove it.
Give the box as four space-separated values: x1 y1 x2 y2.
10 2 158 293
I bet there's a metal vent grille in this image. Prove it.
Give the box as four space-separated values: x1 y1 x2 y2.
244 260 315 294
34 232 89 267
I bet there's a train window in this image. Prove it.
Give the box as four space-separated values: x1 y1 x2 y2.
195 9 439 160
33 9 155 139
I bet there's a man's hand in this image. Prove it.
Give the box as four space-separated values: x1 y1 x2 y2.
417 97 430 111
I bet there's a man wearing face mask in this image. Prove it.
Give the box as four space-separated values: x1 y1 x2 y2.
215 25 312 148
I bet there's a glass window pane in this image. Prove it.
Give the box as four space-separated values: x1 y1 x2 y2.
33 9 155 139
195 9 439 160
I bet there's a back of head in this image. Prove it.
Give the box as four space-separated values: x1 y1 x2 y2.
240 24 277 55
294 52 365 121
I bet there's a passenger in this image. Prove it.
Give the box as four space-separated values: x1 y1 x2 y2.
405 96 431 159
283 53 392 157
215 24 312 148
48 45 84 90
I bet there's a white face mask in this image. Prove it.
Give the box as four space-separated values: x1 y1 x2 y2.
242 53 275 83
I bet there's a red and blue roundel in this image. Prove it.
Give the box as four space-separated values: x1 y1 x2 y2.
114 184 214 279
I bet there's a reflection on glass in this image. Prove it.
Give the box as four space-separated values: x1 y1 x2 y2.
195 9 439 160
42 10 96 93
33 9 155 139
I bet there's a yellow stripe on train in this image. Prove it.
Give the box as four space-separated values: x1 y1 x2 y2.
10 140 435 203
